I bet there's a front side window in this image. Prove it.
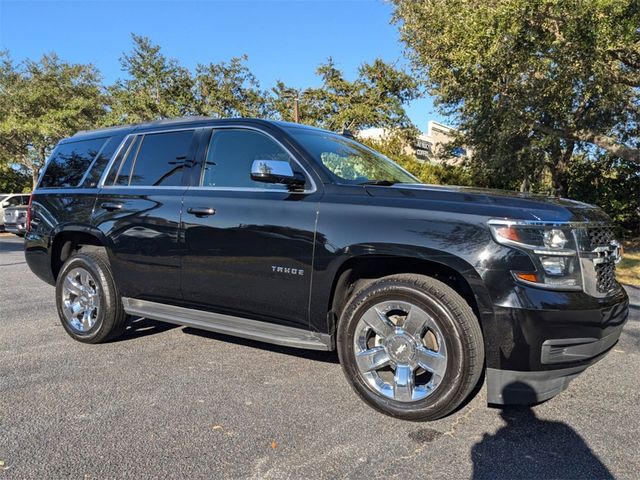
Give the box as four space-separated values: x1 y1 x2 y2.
201 129 293 189
286 128 418 185
40 137 108 188
116 130 195 187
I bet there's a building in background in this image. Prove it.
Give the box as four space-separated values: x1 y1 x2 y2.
359 120 469 165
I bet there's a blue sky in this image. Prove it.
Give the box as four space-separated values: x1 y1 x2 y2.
0 0 444 131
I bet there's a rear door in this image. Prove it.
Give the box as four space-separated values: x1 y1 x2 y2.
93 128 198 303
180 126 322 330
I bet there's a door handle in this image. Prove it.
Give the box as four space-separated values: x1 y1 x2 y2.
100 202 123 211
187 207 216 217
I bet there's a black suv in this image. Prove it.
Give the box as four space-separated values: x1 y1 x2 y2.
24 118 629 420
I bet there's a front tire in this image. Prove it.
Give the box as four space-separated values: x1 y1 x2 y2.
337 274 484 421
55 251 127 343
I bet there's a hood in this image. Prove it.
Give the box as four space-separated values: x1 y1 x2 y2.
364 183 611 224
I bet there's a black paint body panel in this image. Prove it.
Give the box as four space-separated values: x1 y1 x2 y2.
24 118 629 378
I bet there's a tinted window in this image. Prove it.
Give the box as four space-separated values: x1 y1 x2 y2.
202 129 292 189
121 130 194 187
114 136 141 186
40 138 108 188
82 135 125 188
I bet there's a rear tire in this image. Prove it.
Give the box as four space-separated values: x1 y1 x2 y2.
55 251 127 343
337 274 484 421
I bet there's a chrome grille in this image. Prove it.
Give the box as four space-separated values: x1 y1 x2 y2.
581 225 619 295
587 226 615 249
594 261 617 293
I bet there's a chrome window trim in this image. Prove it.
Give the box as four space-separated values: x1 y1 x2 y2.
198 125 317 194
115 133 144 187
97 125 318 194
77 138 111 187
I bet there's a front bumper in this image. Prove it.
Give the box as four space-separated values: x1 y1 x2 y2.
485 282 628 405
486 341 619 405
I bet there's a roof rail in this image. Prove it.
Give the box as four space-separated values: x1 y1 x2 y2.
72 115 214 137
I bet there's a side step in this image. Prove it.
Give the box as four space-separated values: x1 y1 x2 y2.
122 297 333 351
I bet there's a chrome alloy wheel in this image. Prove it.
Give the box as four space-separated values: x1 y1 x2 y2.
353 300 448 402
61 267 101 333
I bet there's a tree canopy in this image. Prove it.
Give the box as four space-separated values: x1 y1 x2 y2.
194 54 271 118
0 34 419 189
0 52 105 188
393 0 640 194
105 34 196 125
271 58 420 133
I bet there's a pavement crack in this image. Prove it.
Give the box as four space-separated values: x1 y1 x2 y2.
442 405 479 438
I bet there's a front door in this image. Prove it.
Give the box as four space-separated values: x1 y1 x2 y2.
93 128 198 302
181 127 321 330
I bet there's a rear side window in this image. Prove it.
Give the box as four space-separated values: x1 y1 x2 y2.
115 130 194 187
81 135 126 188
40 137 108 188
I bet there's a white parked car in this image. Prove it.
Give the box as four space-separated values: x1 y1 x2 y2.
0 193 30 232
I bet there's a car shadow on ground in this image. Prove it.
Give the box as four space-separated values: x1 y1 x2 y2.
116 316 178 341
113 315 339 363
182 327 340 364
471 382 613 479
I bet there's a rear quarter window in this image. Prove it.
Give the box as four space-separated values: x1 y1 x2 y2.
40 137 109 188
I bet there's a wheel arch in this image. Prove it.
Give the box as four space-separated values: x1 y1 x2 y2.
50 226 110 280
321 248 495 344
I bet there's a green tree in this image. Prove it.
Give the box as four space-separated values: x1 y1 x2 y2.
0 163 31 193
105 34 196 125
271 58 420 132
0 52 105 188
194 55 270 118
567 155 640 234
393 0 640 195
359 133 474 186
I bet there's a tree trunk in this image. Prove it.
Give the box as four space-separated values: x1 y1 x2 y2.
31 168 39 191
547 139 573 197
536 124 640 164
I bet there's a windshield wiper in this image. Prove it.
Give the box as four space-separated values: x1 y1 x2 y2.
358 180 398 186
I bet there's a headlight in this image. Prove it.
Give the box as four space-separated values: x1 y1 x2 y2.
488 220 582 290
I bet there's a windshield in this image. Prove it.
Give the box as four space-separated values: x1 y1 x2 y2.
287 129 419 185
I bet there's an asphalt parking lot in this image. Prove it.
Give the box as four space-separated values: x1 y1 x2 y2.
1 234 639 479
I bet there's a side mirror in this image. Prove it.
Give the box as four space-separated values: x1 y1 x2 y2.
251 160 305 190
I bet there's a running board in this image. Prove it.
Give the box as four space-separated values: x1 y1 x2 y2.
122 297 332 351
